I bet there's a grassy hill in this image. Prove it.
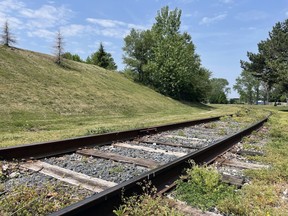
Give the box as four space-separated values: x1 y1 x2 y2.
0 46 236 147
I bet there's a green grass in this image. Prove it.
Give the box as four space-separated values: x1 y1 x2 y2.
114 181 184 216
0 46 239 147
0 182 91 215
217 106 288 215
165 106 288 215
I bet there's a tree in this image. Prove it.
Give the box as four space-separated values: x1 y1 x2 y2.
122 6 211 102
62 52 83 62
240 19 288 102
208 78 230 104
72 54 82 62
123 29 154 84
147 6 184 98
263 20 288 99
54 30 64 65
264 20 288 84
233 70 260 104
1 20 16 47
87 43 117 70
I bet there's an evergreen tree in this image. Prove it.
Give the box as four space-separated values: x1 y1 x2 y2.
87 43 117 70
54 30 64 65
1 20 16 47
240 19 288 102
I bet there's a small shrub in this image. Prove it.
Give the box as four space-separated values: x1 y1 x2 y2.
114 181 183 216
174 164 235 211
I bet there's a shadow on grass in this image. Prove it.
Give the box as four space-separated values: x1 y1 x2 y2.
179 101 215 111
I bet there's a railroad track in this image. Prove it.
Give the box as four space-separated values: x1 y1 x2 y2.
0 113 270 215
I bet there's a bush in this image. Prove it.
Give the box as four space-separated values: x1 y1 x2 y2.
174 164 235 211
114 181 183 216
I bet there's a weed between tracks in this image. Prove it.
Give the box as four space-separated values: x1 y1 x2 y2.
174 163 236 211
114 181 184 216
218 108 288 215
172 107 288 215
115 107 288 215
0 182 89 216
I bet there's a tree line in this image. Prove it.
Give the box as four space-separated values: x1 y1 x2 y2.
234 19 288 104
1 6 232 103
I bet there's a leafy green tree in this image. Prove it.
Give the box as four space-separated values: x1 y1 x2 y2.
72 54 82 62
62 52 83 62
1 20 16 47
87 43 117 70
123 6 211 102
147 6 183 98
123 29 154 84
62 52 73 60
209 78 230 104
233 70 260 104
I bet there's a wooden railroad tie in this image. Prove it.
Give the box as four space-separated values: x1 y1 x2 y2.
21 160 117 192
77 149 160 168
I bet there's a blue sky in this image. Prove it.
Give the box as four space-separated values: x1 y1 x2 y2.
1 0 288 98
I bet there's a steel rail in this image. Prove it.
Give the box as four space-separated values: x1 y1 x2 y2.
0 115 228 160
50 114 270 216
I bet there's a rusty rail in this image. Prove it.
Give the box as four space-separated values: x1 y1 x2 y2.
0 115 227 160
49 114 270 216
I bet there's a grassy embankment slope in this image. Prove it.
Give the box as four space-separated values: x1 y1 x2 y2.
0 46 237 147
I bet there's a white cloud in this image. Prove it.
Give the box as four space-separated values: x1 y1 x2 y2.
100 28 128 38
86 18 146 30
86 18 125 28
27 29 55 40
199 14 227 25
60 24 86 37
86 18 146 38
0 0 25 12
0 12 23 29
0 0 73 31
21 5 73 29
